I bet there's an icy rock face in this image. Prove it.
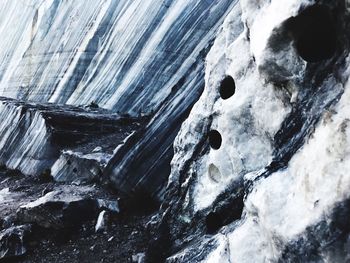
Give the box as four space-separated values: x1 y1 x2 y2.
0 100 53 175
0 97 142 181
157 0 350 262
17 185 119 229
0 0 236 199
17 185 98 229
0 225 31 260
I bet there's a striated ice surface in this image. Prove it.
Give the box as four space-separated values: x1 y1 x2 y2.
160 0 350 262
0 0 237 199
0 0 234 113
0 100 53 175
2 0 350 261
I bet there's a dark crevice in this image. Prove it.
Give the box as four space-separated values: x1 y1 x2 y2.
121 189 160 215
286 5 337 62
206 212 223 234
204 197 244 235
204 179 245 233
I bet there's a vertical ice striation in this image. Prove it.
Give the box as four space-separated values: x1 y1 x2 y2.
0 0 235 113
3 0 350 260
0 0 237 198
0 100 53 175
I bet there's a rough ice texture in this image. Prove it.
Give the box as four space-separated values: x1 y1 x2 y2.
159 0 350 262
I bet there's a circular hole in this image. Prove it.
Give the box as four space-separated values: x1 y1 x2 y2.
208 164 221 183
73 168 78 174
287 5 337 62
208 130 222 150
219 76 235 99
206 212 223 234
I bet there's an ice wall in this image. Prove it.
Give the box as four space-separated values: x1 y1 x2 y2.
155 0 350 262
0 0 233 113
0 0 237 199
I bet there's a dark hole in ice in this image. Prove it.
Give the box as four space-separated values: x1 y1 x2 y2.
209 130 222 150
287 5 337 62
206 212 223 234
219 76 235 99
67 159 72 165
73 168 78 173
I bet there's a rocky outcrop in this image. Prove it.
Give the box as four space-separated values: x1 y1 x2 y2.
150 0 350 262
17 185 119 229
2 0 350 262
0 97 144 184
18 186 97 229
0 171 122 260
0 225 31 260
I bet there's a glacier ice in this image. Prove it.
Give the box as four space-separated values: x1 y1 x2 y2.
0 0 237 200
154 0 350 262
1 0 350 262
